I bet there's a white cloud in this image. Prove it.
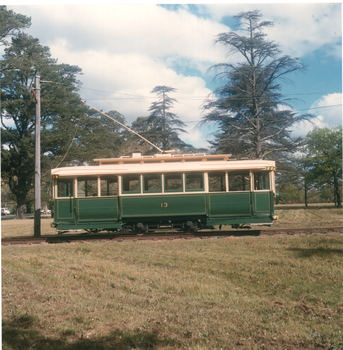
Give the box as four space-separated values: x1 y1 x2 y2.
11 5 229 70
202 3 341 59
310 93 342 127
289 93 342 137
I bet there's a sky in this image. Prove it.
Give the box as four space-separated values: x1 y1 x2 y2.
4 2 342 150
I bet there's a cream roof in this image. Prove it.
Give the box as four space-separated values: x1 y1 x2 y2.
51 153 275 177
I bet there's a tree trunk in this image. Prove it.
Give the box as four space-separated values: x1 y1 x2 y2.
333 175 341 208
304 178 308 207
16 202 26 219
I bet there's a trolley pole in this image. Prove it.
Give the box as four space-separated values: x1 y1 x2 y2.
34 75 41 237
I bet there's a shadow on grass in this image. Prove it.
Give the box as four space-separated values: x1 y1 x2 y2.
3 314 182 350
288 247 343 258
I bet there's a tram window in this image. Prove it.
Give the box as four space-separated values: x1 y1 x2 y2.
164 173 183 192
208 172 226 192
185 173 204 191
229 171 250 191
100 176 118 196
122 175 140 193
143 174 162 193
254 171 270 190
77 177 98 197
57 179 73 197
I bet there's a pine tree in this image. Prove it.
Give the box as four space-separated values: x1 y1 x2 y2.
146 86 188 151
199 10 313 159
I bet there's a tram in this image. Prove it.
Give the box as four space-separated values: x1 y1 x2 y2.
51 152 277 232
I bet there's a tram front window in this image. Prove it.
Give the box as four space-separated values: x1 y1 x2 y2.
254 171 270 190
77 177 98 197
57 179 73 197
229 171 250 191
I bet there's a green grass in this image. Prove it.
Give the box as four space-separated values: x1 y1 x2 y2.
2 234 343 349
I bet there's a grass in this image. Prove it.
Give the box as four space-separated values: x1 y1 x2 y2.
2 233 343 349
1 206 342 238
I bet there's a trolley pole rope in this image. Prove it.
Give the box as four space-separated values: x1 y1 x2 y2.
81 100 164 154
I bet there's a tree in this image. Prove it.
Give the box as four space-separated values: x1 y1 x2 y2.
1 33 84 218
145 86 189 151
305 126 342 207
0 6 31 47
68 110 130 164
199 10 313 159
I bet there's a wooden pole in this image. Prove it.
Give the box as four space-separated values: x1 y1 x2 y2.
34 75 41 237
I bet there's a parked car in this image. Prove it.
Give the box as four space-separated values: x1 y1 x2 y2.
40 209 51 214
1 208 10 215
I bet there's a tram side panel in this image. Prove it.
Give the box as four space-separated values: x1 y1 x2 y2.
54 197 120 230
120 194 207 226
207 191 274 226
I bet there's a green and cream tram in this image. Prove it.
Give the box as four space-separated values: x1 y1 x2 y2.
51 153 277 232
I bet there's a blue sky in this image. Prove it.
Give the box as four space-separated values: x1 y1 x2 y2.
4 3 342 149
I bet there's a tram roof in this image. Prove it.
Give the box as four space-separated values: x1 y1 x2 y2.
51 153 276 177
94 152 231 164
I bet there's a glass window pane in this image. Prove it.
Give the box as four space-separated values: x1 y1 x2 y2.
208 172 226 192
229 172 250 191
164 173 183 192
77 177 98 197
185 173 204 191
57 179 73 197
122 175 140 193
100 176 118 196
143 174 162 193
254 172 270 190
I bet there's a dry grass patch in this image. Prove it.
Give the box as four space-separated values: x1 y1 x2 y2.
1 217 57 238
2 234 343 349
271 207 343 229
1 207 342 239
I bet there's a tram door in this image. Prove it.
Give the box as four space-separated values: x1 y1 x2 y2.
55 179 75 223
208 171 251 217
77 176 119 223
253 171 273 214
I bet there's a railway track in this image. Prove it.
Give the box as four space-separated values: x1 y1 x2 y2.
2 227 342 246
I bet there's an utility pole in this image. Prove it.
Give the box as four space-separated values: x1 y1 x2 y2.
34 75 41 237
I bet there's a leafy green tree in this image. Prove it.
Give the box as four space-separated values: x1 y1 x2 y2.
278 185 301 204
67 110 130 164
146 86 188 151
1 33 84 218
305 126 342 207
0 6 31 47
199 10 313 159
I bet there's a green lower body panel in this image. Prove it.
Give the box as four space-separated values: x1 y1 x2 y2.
209 192 251 216
53 191 274 230
54 197 120 230
254 192 271 212
77 198 118 221
120 194 206 218
207 191 274 226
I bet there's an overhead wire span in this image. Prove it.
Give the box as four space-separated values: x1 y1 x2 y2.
55 111 83 168
80 99 164 154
